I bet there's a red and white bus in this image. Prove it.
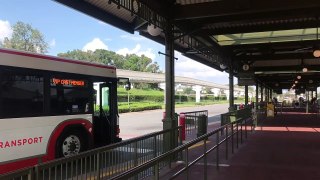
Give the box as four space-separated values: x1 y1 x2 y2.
0 48 123 174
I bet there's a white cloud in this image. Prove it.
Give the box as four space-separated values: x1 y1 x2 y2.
120 34 145 41
98 21 106 25
175 52 229 84
116 44 156 60
49 39 56 47
0 20 12 42
82 38 108 51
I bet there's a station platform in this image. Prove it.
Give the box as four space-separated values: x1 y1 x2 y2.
160 112 320 180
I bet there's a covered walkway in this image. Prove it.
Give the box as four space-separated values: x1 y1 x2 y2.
216 113 320 180
160 112 320 180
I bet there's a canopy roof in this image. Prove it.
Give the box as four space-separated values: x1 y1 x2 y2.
55 0 320 92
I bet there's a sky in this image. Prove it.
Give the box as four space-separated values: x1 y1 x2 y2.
0 1 230 84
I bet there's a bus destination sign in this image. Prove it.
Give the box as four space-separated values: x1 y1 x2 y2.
51 78 86 87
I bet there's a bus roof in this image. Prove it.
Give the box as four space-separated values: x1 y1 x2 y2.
0 48 116 78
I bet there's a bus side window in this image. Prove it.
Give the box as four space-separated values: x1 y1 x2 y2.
0 73 44 117
50 87 90 115
85 103 90 112
50 88 67 114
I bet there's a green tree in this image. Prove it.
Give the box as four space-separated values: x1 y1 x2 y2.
146 61 161 73
204 87 213 94
183 87 195 95
58 49 161 73
123 54 152 71
93 49 125 68
58 49 125 68
58 49 97 62
2 21 48 53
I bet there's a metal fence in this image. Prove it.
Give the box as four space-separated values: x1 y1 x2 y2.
180 110 208 135
221 107 252 126
110 117 254 180
0 127 182 180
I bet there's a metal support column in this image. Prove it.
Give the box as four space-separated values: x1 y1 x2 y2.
306 91 309 113
229 66 234 111
163 23 177 152
164 23 175 125
260 86 264 102
255 83 259 127
245 85 248 105
256 83 259 107
265 88 268 102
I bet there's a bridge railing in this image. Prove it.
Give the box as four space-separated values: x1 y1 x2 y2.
0 127 182 180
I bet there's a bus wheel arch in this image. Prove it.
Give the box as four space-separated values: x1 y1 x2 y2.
55 125 91 158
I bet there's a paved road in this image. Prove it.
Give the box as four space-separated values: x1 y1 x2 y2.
119 104 228 139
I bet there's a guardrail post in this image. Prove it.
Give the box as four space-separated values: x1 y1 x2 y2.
28 167 34 180
236 123 239 148
240 120 243 144
185 149 189 180
154 163 159 180
179 113 186 141
97 152 101 180
34 165 39 180
231 123 234 154
178 127 183 161
154 136 157 158
134 141 138 180
204 139 207 180
226 125 229 160
245 119 248 139
216 132 219 170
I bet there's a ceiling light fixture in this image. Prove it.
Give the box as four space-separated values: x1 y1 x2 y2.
302 67 308 72
220 64 227 70
147 24 161 36
242 64 249 71
301 59 308 73
297 75 301 79
132 0 139 13
313 50 320 57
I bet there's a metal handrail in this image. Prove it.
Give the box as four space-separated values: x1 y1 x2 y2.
0 126 182 180
180 110 208 115
111 118 253 179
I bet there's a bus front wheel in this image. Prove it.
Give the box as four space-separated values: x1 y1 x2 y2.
56 129 88 158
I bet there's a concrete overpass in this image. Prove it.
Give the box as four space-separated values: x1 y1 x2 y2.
117 69 247 102
117 69 244 91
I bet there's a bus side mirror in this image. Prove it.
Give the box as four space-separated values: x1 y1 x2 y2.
125 82 131 91
118 77 131 91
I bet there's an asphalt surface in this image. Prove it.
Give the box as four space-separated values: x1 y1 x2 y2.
119 103 228 139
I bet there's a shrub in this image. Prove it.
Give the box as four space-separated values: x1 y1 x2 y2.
118 102 162 113
118 94 163 102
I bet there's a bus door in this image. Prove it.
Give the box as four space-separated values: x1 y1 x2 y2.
93 82 117 147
